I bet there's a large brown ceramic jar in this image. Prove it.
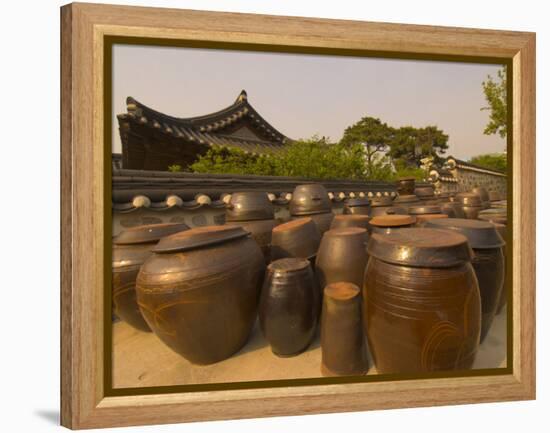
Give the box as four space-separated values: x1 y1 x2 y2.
136 226 265 365
330 214 370 230
478 208 507 226
393 194 420 209
455 192 484 219
321 282 368 376
472 186 491 209
424 218 505 342
303 212 334 234
271 217 321 262
492 222 508 314
225 219 278 262
315 228 369 290
289 183 332 215
415 185 436 203
441 201 466 218
369 215 416 235
343 198 371 215
112 222 189 332
225 191 274 222
369 196 407 217
259 258 319 357
408 204 447 226
364 228 481 373
396 177 416 196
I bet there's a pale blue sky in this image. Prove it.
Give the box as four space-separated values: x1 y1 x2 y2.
112 44 505 160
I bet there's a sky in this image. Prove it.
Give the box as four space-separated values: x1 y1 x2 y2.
112 44 506 160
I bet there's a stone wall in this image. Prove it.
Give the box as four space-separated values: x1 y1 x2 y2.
431 157 507 199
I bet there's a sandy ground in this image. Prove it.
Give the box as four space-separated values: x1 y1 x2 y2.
112 309 507 388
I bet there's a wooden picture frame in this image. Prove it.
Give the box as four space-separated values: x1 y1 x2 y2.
61 2 535 429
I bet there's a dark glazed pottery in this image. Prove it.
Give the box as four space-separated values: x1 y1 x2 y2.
343 198 371 215
225 191 274 222
424 218 505 342
330 214 370 230
472 186 491 209
393 194 420 208
396 177 416 196
441 201 466 218
304 212 335 235
271 217 321 261
455 192 484 219
315 228 369 290
136 225 265 365
225 218 278 262
414 185 436 202
415 214 449 226
112 222 190 332
289 183 332 216
321 282 368 376
478 208 507 226
259 258 319 357
369 196 407 217
364 228 481 374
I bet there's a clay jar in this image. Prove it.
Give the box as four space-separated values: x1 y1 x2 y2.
225 191 274 222
225 192 278 262
424 218 505 342
321 282 368 376
393 193 421 209
112 222 190 332
369 196 407 218
364 228 481 373
136 225 265 365
330 214 370 230
289 183 332 215
270 217 321 262
478 208 507 226
225 219 278 263
414 185 436 203
343 198 371 215
369 214 416 235
315 227 369 290
259 258 319 357
441 201 466 218
408 205 448 226
396 177 416 196
455 192 484 219
472 186 491 209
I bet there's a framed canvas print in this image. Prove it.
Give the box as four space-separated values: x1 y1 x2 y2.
60 3 535 429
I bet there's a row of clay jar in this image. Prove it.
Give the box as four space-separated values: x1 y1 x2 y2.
112 211 505 374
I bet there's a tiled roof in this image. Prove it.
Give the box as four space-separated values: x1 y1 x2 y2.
117 90 289 155
112 168 398 213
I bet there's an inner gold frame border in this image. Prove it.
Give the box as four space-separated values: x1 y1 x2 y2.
61 3 535 429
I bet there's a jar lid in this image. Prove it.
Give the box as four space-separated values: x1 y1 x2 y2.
153 225 249 253
268 257 310 273
423 218 504 249
370 196 393 207
455 192 482 206
370 215 416 227
113 222 190 245
407 205 442 215
368 228 473 267
414 187 435 198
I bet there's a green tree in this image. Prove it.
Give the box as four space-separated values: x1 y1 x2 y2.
481 66 507 138
388 125 449 167
188 136 368 180
189 146 277 176
469 153 507 172
340 117 393 177
274 137 366 179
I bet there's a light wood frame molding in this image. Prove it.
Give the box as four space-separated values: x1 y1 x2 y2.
60 2 535 429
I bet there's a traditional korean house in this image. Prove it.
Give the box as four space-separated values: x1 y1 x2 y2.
117 90 290 171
